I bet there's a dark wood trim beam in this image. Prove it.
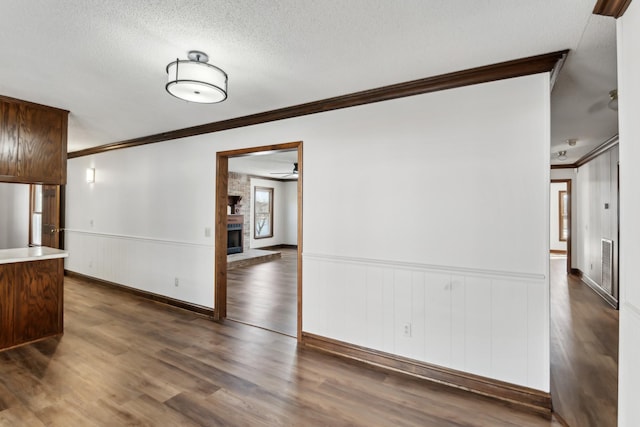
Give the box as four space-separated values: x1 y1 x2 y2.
65 270 215 318
301 332 552 417
593 0 633 17
551 163 578 170
68 50 569 159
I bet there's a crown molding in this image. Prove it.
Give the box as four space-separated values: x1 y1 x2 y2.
550 134 619 170
576 134 619 167
68 50 569 159
593 0 633 17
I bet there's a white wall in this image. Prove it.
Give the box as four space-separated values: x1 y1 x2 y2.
249 178 297 248
550 182 567 252
0 183 29 249
617 2 640 424
575 146 619 297
66 72 550 391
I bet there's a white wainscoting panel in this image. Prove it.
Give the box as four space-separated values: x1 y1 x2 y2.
303 253 549 391
65 230 214 307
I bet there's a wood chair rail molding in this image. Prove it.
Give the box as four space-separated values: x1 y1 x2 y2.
68 50 569 159
593 0 633 17
302 332 553 418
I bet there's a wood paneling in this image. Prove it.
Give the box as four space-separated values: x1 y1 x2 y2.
303 254 549 391
0 275 566 425
0 264 15 348
14 259 63 344
0 101 19 177
68 50 569 159
593 0 633 17
302 332 553 417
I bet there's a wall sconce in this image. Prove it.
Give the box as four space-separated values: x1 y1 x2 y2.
86 168 95 183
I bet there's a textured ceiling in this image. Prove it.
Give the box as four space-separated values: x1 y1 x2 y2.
0 1 617 163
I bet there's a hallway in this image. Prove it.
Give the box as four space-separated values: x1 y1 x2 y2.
550 257 619 426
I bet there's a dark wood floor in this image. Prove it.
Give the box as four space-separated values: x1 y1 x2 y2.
550 257 619 427
227 248 298 336
0 274 569 426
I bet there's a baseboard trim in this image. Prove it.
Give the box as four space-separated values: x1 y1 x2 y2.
577 270 619 309
64 270 215 318
301 332 552 417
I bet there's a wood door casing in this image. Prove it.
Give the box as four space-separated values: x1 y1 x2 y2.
214 141 303 342
41 185 60 249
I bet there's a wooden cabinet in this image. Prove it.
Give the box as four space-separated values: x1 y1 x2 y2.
0 101 19 177
0 264 15 348
0 96 68 185
0 258 63 351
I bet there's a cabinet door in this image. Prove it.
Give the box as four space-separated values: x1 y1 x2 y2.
0 264 15 348
14 259 62 344
0 101 19 177
17 106 64 184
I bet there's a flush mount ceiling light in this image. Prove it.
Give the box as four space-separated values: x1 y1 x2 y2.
166 50 227 103
608 89 618 111
557 151 568 161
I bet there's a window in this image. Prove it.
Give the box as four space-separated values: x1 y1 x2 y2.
559 190 568 241
254 186 273 239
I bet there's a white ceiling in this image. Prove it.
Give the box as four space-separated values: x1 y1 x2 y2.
0 1 618 165
229 150 298 180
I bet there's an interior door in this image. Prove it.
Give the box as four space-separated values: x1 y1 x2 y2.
40 185 60 248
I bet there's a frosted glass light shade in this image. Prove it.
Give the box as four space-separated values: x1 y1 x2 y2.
166 59 227 103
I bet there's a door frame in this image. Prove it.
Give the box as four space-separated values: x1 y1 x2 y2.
551 179 572 274
214 141 303 342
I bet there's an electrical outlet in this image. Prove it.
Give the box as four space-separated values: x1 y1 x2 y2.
204 227 211 237
174 277 179 287
403 322 412 338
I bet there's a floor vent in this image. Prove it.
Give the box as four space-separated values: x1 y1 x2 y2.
601 238 613 294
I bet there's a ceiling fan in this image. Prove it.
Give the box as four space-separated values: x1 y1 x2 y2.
270 162 298 178
587 89 618 113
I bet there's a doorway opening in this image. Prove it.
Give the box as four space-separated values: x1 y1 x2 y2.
214 141 302 341
550 179 571 274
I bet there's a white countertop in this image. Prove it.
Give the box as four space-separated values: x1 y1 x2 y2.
0 247 69 265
